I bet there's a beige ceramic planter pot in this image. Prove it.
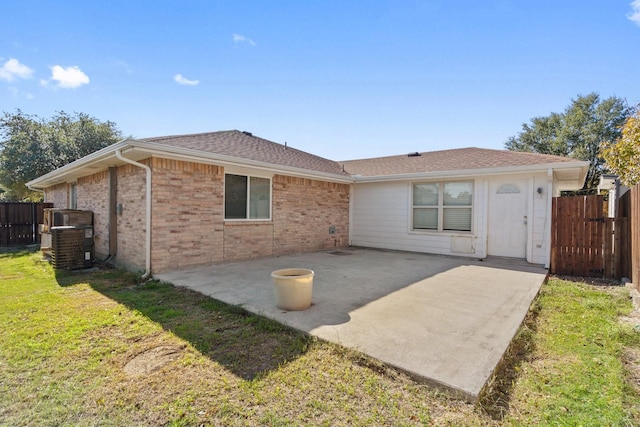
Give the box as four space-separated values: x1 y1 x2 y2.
271 268 314 311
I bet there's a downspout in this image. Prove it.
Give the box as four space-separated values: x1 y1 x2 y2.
115 149 152 279
545 168 553 269
26 184 45 197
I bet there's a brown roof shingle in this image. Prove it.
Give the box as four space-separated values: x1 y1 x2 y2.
140 130 348 176
340 147 581 177
139 132 582 179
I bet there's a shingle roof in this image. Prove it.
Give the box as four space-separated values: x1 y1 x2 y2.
140 130 348 176
139 132 583 179
340 147 582 177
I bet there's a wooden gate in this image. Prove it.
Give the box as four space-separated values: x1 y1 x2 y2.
0 202 53 247
550 195 627 279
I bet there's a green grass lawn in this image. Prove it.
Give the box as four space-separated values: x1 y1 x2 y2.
1 251 639 426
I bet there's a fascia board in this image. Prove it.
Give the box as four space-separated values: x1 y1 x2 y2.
351 161 590 183
124 141 353 184
26 139 133 189
27 138 354 189
27 137 589 189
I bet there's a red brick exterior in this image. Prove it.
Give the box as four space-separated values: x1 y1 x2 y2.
272 175 350 255
150 158 224 271
44 183 69 208
77 171 109 258
115 163 147 272
42 156 350 273
223 222 274 262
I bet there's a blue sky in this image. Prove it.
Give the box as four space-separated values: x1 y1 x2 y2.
1 1 639 161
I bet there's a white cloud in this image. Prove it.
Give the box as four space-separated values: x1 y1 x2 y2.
174 73 200 86
6 86 34 99
114 59 133 74
49 65 90 89
629 0 640 26
0 58 33 82
232 33 256 46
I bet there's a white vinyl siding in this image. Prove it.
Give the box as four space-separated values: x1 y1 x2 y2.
350 180 484 257
350 172 552 263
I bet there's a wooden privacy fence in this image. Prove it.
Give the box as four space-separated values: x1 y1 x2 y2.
0 202 53 247
619 185 640 287
550 195 627 279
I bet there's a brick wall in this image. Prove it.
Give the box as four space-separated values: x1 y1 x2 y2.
115 163 147 272
77 171 109 258
272 175 350 255
43 157 351 273
150 158 224 272
218 174 350 265
223 222 274 262
147 162 349 271
44 183 69 207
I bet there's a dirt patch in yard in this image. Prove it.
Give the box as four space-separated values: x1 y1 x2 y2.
624 347 640 391
124 345 184 376
621 284 640 395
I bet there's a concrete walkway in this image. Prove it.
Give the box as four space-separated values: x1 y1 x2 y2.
155 248 547 401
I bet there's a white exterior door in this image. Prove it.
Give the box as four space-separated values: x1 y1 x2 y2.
487 180 528 258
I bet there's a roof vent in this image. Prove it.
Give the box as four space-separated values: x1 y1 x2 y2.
408 152 421 157
242 131 253 137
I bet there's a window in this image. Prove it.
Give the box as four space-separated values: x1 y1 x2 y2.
412 181 473 232
497 183 520 194
69 183 77 209
224 174 271 220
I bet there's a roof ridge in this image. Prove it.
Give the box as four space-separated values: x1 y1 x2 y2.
140 129 237 142
340 146 577 163
136 130 349 177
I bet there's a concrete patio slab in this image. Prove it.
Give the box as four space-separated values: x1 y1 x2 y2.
155 248 547 401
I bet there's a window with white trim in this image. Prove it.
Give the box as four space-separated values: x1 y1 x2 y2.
412 181 473 232
224 174 271 220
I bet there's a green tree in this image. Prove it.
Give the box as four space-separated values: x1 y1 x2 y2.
601 105 640 186
0 110 123 201
505 93 632 192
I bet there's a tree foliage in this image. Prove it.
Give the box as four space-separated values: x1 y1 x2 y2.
601 105 640 187
505 93 632 192
0 110 123 201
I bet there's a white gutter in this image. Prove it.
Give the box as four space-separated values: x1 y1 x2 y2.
26 139 132 189
26 183 44 194
115 149 152 279
545 168 553 268
125 141 353 184
26 138 352 189
350 161 590 183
